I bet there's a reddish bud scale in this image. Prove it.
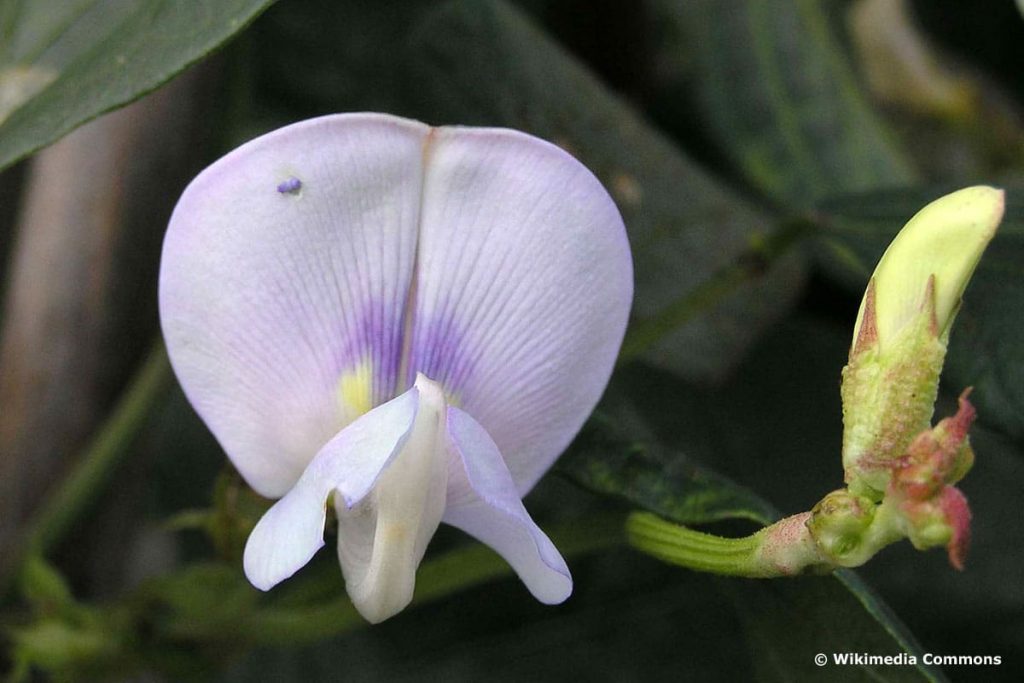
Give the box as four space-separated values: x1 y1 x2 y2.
851 280 879 357
939 486 972 571
888 392 976 569
893 391 976 500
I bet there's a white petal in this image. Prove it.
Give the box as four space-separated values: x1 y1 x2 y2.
335 374 449 623
410 128 632 493
444 406 572 604
243 386 419 591
242 479 327 592
160 114 428 496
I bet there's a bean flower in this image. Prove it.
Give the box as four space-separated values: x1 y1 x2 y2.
159 113 633 623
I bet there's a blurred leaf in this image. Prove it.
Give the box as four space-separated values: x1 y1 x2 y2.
405 0 806 382
144 562 257 636
848 0 973 121
10 615 122 680
19 555 72 609
0 0 275 172
645 0 915 208
847 0 1024 182
910 0 1024 100
814 186 1024 440
725 572 944 682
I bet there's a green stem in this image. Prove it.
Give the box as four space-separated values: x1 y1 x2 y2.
626 512 764 576
629 489 929 580
5 342 172 595
629 509 835 578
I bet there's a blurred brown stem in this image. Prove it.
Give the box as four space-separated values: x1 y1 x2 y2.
0 64 218 588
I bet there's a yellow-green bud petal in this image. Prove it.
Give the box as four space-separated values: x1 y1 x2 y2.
851 185 1004 354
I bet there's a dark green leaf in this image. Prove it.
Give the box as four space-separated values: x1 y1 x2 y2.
0 0 275 172
405 0 806 382
249 0 433 121
608 320 848 517
724 572 945 682
644 0 915 208
814 186 1024 440
144 562 258 641
560 410 777 527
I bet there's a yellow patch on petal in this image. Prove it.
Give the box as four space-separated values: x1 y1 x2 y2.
338 357 374 418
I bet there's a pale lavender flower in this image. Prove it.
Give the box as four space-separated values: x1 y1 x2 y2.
159 113 633 623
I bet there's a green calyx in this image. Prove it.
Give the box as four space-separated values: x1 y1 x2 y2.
807 490 877 563
841 280 948 498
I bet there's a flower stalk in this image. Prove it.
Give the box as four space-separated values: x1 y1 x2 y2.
627 511 831 577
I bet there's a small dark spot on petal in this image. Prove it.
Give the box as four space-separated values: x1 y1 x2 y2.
277 177 302 195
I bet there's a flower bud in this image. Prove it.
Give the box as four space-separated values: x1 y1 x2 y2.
841 187 1003 496
850 186 1004 350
